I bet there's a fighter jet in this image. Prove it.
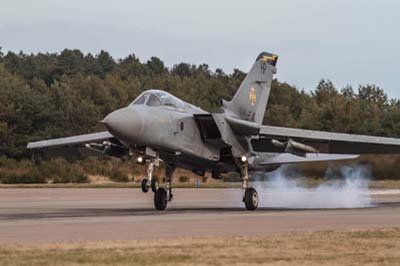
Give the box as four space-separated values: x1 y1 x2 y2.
27 52 400 211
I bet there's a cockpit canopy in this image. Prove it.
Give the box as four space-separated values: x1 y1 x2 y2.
130 90 186 110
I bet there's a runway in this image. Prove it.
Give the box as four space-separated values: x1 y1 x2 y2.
0 188 399 245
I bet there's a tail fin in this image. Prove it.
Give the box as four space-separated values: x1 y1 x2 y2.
225 52 278 124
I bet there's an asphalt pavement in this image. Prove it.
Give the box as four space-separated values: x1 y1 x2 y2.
0 188 399 245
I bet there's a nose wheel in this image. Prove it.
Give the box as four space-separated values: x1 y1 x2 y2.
141 177 159 193
141 161 159 193
141 179 149 193
151 178 159 192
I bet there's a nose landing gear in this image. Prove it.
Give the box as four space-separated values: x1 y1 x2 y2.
141 161 159 193
141 178 149 193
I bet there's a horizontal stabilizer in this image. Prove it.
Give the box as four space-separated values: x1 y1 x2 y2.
258 125 400 154
258 153 359 165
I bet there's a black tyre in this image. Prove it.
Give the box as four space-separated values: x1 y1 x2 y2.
154 188 168 210
151 178 159 192
244 188 259 211
141 179 149 193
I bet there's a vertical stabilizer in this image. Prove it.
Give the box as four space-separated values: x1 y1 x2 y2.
225 52 278 124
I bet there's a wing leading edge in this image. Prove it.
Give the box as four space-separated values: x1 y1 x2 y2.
27 131 114 149
26 131 126 159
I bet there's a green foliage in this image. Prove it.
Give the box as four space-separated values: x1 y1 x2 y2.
38 158 89 183
0 156 46 183
109 168 129 182
80 157 136 182
0 168 46 184
178 176 189 183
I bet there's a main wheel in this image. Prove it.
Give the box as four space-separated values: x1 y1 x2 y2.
151 177 159 192
141 179 149 193
244 188 259 211
154 188 168 210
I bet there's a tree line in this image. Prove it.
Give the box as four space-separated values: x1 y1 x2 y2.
0 48 400 182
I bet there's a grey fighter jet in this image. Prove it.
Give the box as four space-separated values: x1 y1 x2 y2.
27 52 400 211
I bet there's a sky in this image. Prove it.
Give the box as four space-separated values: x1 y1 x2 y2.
1 0 400 98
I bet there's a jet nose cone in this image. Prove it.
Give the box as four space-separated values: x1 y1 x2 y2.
103 108 143 142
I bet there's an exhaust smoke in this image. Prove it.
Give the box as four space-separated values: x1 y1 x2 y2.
253 165 372 209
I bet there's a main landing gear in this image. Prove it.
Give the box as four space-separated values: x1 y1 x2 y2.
154 165 175 210
240 161 259 211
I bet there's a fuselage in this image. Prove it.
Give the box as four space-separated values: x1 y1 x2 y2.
103 90 238 174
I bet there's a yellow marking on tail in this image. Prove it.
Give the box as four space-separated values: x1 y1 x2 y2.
250 87 256 106
260 54 277 62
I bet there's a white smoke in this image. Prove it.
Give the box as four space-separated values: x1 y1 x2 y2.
252 165 372 209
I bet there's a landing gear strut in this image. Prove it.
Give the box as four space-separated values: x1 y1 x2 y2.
240 162 259 211
141 161 159 193
154 164 175 211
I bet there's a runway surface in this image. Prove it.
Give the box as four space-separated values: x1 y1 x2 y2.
0 188 399 245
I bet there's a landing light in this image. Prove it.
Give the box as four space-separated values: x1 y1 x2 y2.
137 156 144 164
240 156 247 163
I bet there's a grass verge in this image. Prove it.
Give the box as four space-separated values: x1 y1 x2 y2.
0 228 399 266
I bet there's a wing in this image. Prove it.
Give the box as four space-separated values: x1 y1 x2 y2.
27 131 114 149
252 125 400 154
27 131 128 159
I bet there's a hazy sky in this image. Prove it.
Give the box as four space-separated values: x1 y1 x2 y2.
1 0 400 98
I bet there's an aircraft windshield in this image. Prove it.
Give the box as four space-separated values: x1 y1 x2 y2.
130 90 186 110
146 94 162 107
132 94 148 105
154 91 186 109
